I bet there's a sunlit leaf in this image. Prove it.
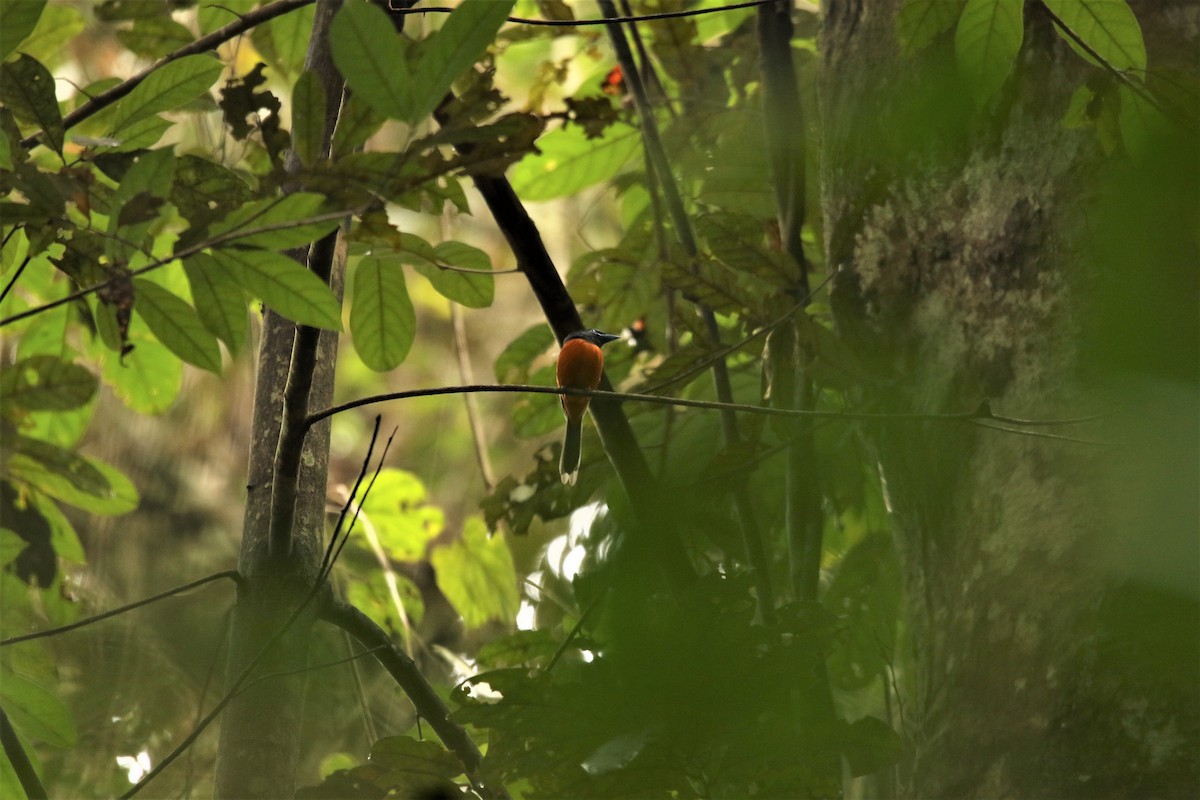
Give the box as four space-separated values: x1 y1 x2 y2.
102 338 183 414
13 3 83 69
410 240 494 309
109 53 223 134
206 248 341 330
7 449 137 516
955 0 1024 108
407 0 514 123
358 470 443 562
1043 0 1145 73
0 0 47 61
133 278 223 373
429 517 518 628
351 254 416 371
510 122 641 201
330 1 412 120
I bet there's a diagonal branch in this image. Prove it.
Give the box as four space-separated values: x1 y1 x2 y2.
319 598 510 800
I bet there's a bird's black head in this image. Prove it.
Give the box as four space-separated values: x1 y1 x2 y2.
564 329 621 347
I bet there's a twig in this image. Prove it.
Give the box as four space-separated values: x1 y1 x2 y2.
0 570 240 647
305 383 1105 436
392 0 770 28
451 303 496 489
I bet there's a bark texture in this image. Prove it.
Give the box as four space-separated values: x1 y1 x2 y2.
821 1 1198 797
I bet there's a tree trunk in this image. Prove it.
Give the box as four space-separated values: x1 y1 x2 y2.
820 1 1198 797
213 2 346 796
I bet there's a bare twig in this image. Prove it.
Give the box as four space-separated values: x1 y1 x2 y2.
1 706 47 799
0 570 240 647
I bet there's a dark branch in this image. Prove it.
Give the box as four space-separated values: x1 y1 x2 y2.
1 706 47 800
319 597 510 800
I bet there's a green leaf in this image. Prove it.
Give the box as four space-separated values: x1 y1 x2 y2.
107 147 177 263
330 1 413 120
109 53 223 134
0 669 77 749
0 356 97 412
13 3 83 69
955 0 1024 108
510 122 641 201
9 435 109 499
494 323 554 383
207 192 341 250
1043 0 1145 74
897 0 964 56
207 248 342 330
408 0 514 122
265 2 316 77
132 278 222 373
291 69 327 167
0 529 25 569
183 252 248 354
409 240 494 308
102 338 182 414
0 54 63 156
357 470 444 561
0 0 47 61
7 448 136 516
351 254 416 371
116 16 195 59
429 517 518 629
331 91 386 158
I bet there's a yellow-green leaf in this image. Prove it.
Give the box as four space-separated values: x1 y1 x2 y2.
351 254 415 371
955 0 1024 108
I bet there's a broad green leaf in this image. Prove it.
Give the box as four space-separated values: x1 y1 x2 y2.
0 54 63 156
291 69 327 167
183 252 248 354
330 1 413 120
30 492 84 563
268 3 316 76
7 449 136 516
0 356 96 412
107 147 177 263
1043 0 1145 74
0 0 47 61
511 365 560 439
408 0 514 123
116 16 195 59
0 669 77 749
955 0 1024 108
351 254 415 371
133 278 222 373
411 240 494 309
207 192 341 250
494 323 554 383
109 53 223 134
208 248 342 330
897 0 964 56
0 529 24 568
9 435 109 498
510 122 641 201
103 338 182 414
429 517 518 629
12 3 83 69
357 470 444 561
370 736 463 780
331 91 386 158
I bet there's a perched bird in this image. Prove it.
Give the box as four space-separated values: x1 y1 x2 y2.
556 329 621 485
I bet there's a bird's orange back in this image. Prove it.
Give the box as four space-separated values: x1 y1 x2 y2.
556 338 606 422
